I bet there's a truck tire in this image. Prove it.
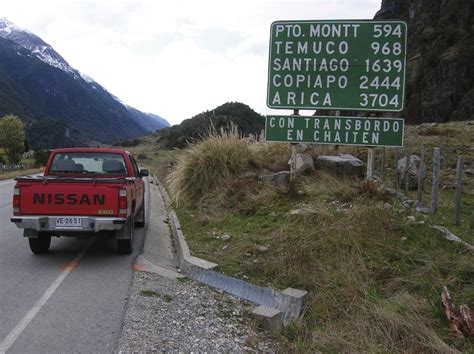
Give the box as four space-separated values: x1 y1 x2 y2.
117 216 134 254
29 233 52 254
134 202 145 227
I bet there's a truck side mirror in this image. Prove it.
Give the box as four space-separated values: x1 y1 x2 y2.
139 169 149 178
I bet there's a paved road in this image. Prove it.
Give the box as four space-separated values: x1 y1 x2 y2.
0 176 149 353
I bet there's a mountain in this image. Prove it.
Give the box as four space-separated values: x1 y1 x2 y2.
156 102 265 148
145 112 169 131
0 18 169 149
126 106 169 132
374 0 474 123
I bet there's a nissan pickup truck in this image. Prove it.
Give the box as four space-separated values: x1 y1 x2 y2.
10 148 148 254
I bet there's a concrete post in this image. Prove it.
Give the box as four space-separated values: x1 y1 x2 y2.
454 156 463 226
430 148 441 214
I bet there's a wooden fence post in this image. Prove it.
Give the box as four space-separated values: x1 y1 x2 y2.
454 155 463 226
405 154 410 195
381 148 385 183
367 148 375 180
416 145 425 208
430 147 441 214
289 109 299 195
394 149 399 189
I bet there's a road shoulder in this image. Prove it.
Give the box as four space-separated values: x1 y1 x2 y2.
118 178 276 351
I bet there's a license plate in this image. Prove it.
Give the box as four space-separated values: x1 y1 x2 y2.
55 217 82 228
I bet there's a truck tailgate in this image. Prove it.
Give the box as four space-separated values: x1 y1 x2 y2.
18 180 121 216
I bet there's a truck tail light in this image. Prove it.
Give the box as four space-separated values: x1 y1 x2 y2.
119 188 127 217
13 187 20 215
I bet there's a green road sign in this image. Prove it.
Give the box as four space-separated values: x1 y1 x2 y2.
265 115 404 147
267 20 407 112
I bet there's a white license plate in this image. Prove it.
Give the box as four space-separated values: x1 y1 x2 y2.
55 217 82 228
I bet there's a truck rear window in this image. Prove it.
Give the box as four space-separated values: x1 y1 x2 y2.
49 152 128 176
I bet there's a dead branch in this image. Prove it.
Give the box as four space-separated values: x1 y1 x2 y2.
441 287 474 338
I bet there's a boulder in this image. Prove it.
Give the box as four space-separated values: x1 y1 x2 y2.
295 143 311 153
397 155 421 191
220 234 231 241
261 171 290 185
315 154 364 176
288 153 315 175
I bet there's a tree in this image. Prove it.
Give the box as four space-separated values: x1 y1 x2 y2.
33 150 50 166
0 114 26 165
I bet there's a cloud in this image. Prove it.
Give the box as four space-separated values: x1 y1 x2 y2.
0 0 381 124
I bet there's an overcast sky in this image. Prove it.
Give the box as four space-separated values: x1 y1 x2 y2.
2 0 381 125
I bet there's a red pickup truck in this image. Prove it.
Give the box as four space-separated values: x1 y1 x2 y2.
11 148 148 254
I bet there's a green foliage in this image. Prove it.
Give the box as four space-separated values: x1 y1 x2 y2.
156 102 264 149
113 138 140 147
33 150 50 166
0 114 25 164
140 290 160 297
26 119 81 150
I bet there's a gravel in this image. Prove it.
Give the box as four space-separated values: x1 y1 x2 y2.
117 271 276 352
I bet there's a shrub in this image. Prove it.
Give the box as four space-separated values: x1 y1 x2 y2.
418 127 456 136
113 139 140 147
167 127 250 204
33 150 50 166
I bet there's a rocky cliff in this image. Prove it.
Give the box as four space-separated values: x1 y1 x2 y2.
375 0 474 123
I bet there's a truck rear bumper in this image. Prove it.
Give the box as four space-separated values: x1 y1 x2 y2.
10 216 126 234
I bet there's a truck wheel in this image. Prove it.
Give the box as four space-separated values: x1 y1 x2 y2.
117 216 134 254
29 233 51 254
134 202 145 227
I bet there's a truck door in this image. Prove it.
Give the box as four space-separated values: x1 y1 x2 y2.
129 155 144 211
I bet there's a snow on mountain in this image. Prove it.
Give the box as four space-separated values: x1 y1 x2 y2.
79 72 95 83
0 19 128 103
0 17 76 76
0 17 169 133
0 17 18 35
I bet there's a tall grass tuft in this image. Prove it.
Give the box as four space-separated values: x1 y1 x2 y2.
250 142 290 172
167 126 250 205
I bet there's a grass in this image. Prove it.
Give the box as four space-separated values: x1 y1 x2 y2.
176 276 191 283
0 167 44 181
140 289 161 297
133 120 474 352
167 127 250 205
140 289 173 303
125 135 182 183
